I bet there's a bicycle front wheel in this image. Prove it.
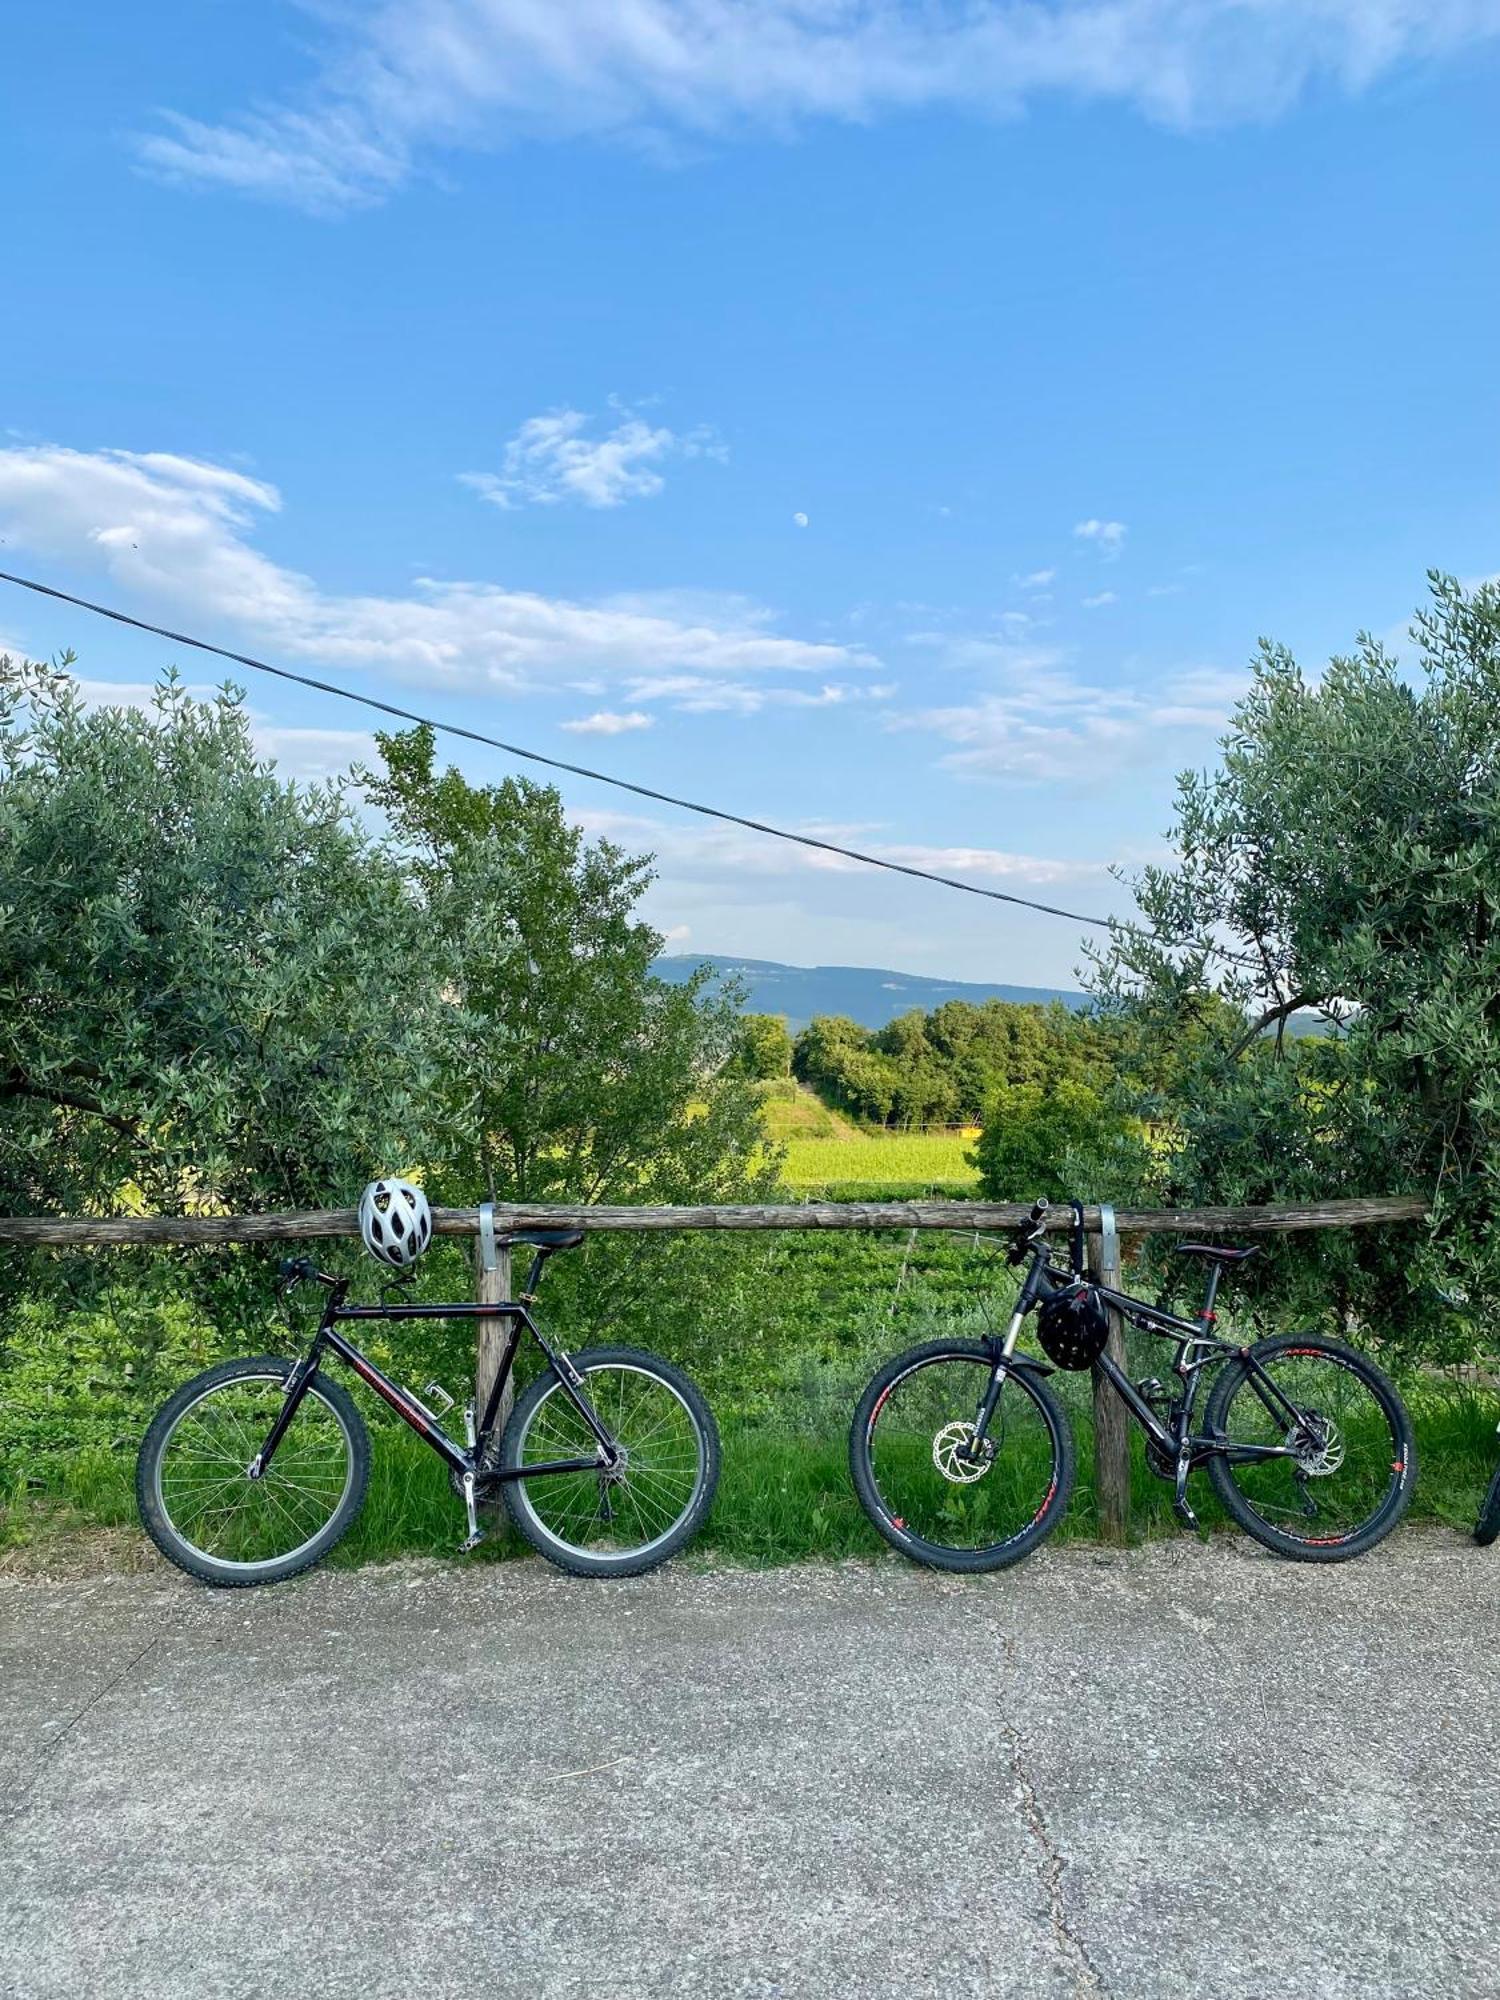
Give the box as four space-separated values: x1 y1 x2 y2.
850 1341 1074 1573
136 1355 369 1587
1205 1335 1415 1562
499 1345 720 1577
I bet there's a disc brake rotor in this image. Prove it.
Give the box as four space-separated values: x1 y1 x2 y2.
1289 1409 1344 1477
932 1421 994 1485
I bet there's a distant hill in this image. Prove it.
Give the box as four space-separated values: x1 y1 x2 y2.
652 955 1085 1034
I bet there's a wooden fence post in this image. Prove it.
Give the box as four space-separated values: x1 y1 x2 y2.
1087 1205 1131 1545
473 1203 511 1472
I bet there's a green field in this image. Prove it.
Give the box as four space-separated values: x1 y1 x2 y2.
755 1080 980 1190
780 1132 979 1190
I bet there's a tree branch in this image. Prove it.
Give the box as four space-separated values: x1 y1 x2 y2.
1226 994 1323 1063
0 1068 139 1139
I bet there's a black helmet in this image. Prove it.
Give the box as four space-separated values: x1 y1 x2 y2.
1037 1278 1111 1370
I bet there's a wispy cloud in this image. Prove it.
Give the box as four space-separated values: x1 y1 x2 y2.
0 443 874 698
1074 518 1128 557
133 2 1500 211
622 675 896 717
461 403 724 511
574 804 1109 889
561 710 654 736
893 656 1249 780
1082 590 1117 608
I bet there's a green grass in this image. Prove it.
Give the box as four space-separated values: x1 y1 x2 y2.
7 1387 1497 1574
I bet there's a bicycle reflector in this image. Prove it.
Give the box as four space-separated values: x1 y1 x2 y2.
1036 1280 1111 1370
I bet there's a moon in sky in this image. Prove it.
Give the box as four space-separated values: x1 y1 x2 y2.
793 511 809 527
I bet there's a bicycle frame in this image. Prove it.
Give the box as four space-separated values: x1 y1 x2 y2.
253 1276 618 1496
990 1244 1312 1483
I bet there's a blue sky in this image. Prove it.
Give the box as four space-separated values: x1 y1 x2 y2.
3 2 1499 986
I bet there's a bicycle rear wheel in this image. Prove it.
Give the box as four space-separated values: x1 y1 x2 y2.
1475 1461 1500 1547
849 1341 1074 1573
1205 1336 1415 1562
499 1345 719 1577
136 1355 369 1587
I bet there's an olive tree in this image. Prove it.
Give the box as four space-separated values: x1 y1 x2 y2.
1092 575 1500 1359
0 655 440 1219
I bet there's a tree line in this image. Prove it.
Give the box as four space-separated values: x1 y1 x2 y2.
735 995 1120 1130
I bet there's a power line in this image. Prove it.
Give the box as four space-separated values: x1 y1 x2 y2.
0 567 1123 930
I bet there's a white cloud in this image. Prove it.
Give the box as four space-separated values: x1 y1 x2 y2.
573 804 1108 890
622 674 894 717
0 444 874 698
1082 590 1117 608
793 512 809 528
1017 568 1055 589
561 709 654 735
894 657 1248 780
461 404 723 510
1073 518 1128 557
1145 665 1251 728
133 2 1500 211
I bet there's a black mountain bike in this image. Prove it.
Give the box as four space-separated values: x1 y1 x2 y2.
850 1198 1416 1572
136 1230 720 1587
1475 1427 1500 1546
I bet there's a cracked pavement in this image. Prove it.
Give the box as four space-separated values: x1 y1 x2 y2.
2 1532 1497 1998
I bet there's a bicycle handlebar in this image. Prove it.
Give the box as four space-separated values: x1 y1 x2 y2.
1007 1197 1051 1265
277 1255 338 1289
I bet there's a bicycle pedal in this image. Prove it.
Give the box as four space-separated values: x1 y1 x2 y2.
459 1529 485 1553
1171 1495 1201 1532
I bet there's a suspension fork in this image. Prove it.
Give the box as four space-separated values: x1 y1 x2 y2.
968 1308 1031 1445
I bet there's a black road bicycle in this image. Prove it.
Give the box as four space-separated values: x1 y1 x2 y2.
136 1230 720 1587
850 1198 1416 1572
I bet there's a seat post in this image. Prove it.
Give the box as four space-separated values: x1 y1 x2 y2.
1199 1260 1223 1323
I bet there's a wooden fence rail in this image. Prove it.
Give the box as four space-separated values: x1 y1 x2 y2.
0 1195 1427 1544
0 1196 1428 1248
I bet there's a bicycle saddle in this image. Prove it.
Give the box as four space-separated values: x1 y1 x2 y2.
1172 1243 1259 1263
502 1228 585 1251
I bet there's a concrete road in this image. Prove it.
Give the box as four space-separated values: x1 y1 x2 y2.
1 1534 1495 1999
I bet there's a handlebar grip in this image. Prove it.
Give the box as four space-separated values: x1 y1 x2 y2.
1030 1198 1050 1222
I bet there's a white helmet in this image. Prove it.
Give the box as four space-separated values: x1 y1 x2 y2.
358 1177 432 1268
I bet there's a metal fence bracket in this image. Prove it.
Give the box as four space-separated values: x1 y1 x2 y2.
477 1200 498 1275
